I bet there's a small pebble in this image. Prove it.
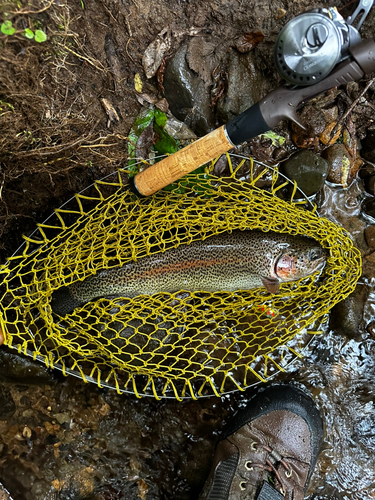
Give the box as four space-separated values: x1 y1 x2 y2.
362 198 375 223
364 175 375 196
282 149 329 197
22 426 32 439
365 225 375 248
322 144 353 187
275 7 287 19
361 131 375 162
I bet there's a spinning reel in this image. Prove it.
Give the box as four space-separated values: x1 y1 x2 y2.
275 0 374 85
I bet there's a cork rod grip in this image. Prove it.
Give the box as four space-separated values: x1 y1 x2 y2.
132 125 234 196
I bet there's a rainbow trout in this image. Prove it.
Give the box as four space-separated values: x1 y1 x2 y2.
51 230 326 316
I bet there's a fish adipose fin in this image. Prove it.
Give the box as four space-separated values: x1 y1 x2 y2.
261 276 280 294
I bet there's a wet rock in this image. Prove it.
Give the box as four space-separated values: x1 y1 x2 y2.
322 143 354 188
365 225 375 248
0 349 53 384
361 131 375 162
163 44 215 136
330 284 368 338
281 149 329 197
362 198 375 223
291 91 341 148
364 174 375 196
291 108 326 149
0 386 16 419
216 48 271 123
318 180 367 253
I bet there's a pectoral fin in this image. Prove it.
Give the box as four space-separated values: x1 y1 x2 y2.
261 277 280 294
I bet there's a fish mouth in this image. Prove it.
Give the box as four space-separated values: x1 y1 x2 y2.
275 251 326 281
314 255 326 271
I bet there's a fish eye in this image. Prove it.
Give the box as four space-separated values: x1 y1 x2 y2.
308 248 321 261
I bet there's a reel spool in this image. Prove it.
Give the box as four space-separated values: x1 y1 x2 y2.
274 1 373 86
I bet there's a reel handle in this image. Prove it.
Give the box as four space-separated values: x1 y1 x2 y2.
130 38 375 198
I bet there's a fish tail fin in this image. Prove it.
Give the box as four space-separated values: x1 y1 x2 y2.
50 286 83 316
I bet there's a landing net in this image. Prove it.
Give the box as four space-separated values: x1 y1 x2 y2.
0 154 361 399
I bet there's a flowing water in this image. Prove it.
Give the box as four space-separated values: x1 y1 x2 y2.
0 178 374 500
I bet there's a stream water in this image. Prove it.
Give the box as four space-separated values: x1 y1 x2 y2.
0 176 374 500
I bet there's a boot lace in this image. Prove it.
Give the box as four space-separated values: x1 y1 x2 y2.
243 441 293 496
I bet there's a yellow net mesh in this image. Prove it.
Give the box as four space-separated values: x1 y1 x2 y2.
0 154 361 400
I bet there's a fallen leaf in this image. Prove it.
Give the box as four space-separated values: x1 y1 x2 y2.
135 93 159 106
134 73 143 93
319 121 342 145
137 479 148 500
155 98 169 113
156 56 168 93
235 31 264 53
164 115 196 140
186 38 219 85
135 123 157 160
340 155 351 188
100 98 120 127
142 27 171 79
210 65 226 108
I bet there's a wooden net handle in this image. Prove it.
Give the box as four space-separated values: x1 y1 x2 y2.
132 125 234 196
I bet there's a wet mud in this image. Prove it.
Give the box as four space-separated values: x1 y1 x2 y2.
1 0 375 499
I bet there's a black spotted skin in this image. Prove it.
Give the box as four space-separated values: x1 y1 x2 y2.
51 230 326 316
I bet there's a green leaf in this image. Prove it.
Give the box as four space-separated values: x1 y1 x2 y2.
24 28 34 39
132 108 155 137
34 29 47 43
1 20 15 36
154 108 167 129
127 108 155 174
153 123 178 155
259 131 286 147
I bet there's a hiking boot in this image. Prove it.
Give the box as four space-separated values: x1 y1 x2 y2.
199 385 323 500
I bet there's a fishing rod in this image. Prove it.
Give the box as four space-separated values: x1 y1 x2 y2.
129 0 375 197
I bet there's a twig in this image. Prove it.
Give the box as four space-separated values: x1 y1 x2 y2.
124 16 132 37
337 78 375 126
338 0 358 11
0 174 5 201
87 148 118 162
0 55 16 64
103 4 118 24
78 143 119 149
9 0 55 15
56 43 106 72
125 38 136 63
328 78 375 142
16 136 89 157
